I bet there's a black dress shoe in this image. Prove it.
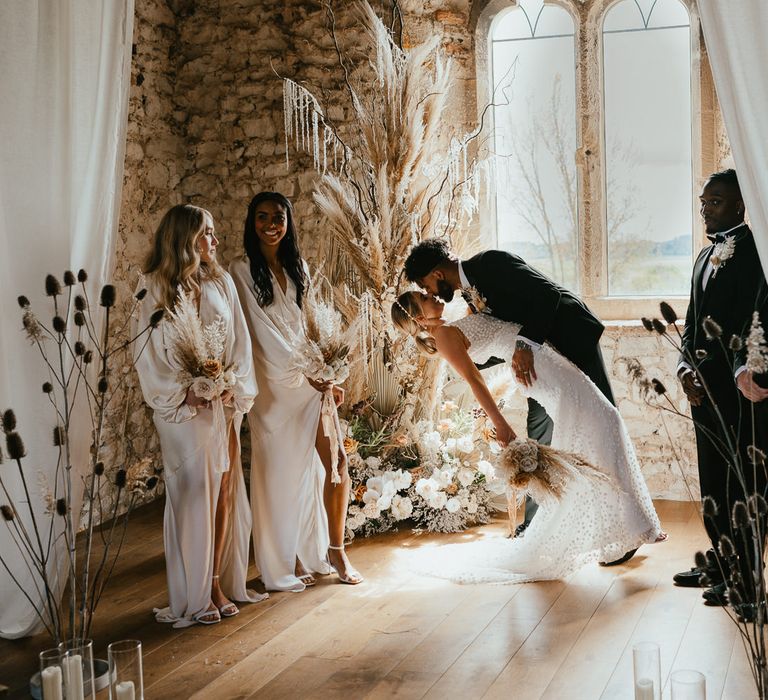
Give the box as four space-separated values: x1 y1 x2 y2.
702 582 728 606
599 548 638 567
673 567 707 587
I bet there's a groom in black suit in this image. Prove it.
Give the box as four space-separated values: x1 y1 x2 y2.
404 239 631 563
673 169 768 616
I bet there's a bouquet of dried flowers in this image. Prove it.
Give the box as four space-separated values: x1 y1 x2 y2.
164 289 237 402
0 270 163 646
495 437 610 508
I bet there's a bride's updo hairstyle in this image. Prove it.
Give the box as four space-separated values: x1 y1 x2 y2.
391 291 437 356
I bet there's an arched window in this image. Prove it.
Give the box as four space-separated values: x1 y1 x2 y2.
603 0 693 296
482 0 702 317
490 0 579 290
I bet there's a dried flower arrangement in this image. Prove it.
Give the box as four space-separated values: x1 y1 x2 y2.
632 300 768 698
0 271 163 646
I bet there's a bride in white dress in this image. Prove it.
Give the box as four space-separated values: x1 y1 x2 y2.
231 191 362 592
135 204 267 627
392 291 666 583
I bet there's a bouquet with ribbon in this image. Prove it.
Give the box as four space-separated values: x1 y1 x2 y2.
291 285 358 483
165 290 237 469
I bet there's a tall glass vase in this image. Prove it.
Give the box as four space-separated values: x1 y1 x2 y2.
39 648 65 700
670 670 706 699
108 640 144 700
59 638 96 700
632 642 661 700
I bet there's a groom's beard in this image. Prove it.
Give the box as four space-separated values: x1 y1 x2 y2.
436 279 455 302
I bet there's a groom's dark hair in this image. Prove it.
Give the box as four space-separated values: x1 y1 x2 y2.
404 238 454 282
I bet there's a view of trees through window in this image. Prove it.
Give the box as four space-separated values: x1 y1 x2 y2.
490 0 693 298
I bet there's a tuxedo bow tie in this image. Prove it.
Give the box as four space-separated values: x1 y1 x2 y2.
706 232 726 244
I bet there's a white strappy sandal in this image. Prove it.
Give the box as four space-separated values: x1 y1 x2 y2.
328 544 364 585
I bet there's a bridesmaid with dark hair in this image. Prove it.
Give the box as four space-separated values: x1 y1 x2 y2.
230 191 362 591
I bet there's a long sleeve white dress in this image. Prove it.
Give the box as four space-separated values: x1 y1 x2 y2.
134 271 267 627
230 257 330 592
414 313 663 584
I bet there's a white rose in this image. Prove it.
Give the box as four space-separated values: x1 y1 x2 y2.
457 468 474 487
422 431 442 451
445 497 461 513
381 480 397 498
433 467 454 488
393 469 412 490
415 478 436 499
363 501 382 518
445 437 457 452
190 376 217 401
362 488 380 504
366 476 383 493
391 495 413 520
456 436 474 454
347 505 361 516
378 494 392 511
429 491 448 509
477 460 495 478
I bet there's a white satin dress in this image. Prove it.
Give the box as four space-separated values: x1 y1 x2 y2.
230 257 330 592
414 313 664 584
134 272 267 627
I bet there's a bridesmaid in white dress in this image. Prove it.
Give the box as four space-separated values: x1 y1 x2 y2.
135 204 267 627
230 191 362 592
392 291 666 583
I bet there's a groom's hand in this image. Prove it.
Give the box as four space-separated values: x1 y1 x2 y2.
512 346 537 388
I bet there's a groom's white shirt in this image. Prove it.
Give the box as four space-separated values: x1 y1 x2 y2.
458 261 471 291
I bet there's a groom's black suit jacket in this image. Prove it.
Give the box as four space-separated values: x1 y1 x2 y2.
461 250 605 369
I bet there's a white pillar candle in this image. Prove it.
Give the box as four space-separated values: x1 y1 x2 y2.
41 665 63 700
63 654 85 700
635 677 655 700
115 680 136 700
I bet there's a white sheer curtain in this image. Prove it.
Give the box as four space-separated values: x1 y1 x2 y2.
0 0 134 638
697 0 768 276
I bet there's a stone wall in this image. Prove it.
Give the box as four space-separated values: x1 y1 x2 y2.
115 0 728 501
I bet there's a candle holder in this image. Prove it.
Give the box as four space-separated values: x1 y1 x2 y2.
108 640 144 700
632 641 661 700
39 648 65 700
670 669 706 699
59 639 96 700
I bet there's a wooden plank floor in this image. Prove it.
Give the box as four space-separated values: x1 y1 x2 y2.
0 500 757 699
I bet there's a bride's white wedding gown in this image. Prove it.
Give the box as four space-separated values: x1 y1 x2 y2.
414 313 664 584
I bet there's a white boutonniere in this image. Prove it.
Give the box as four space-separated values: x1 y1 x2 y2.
710 236 736 276
467 286 492 314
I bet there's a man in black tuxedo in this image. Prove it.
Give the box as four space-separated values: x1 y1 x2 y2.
403 239 633 563
673 169 768 615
